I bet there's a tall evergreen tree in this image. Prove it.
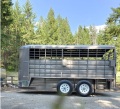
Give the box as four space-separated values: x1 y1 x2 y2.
1 0 13 29
74 26 91 45
104 5 120 44
43 8 58 44
1 0 13 69
55 15 63 44
35 16 47 44
22 0 36 44
97 30 106 44
56 16 73 44
89 26 97 45
1 0 24 70
10 0 23 70
61 18 73 44
107 5 120 24
97 5 120 71
106 5 120 71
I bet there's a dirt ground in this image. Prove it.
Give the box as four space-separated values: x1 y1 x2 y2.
1 86 120 109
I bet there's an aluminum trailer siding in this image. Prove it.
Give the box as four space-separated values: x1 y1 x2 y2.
19 45 116 96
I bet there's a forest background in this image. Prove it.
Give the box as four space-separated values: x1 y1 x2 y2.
1 0 120 73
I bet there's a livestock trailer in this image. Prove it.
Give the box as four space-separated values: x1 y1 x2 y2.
19 45 116 96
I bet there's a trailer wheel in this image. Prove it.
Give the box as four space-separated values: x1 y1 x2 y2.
57 80 73 95
76 80 92 97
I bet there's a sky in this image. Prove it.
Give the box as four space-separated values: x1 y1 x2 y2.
12 0 120 33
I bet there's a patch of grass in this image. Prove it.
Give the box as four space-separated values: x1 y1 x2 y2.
6 71 18 76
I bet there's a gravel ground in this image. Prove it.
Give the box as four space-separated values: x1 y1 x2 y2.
1 88 120 109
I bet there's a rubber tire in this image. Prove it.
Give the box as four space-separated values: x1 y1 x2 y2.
57 80 73 96
76 80 92 97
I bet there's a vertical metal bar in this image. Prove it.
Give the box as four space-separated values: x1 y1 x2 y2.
44 48 46 77
104 49 106 78
11 76 13 85
61 49 63 77
62 49 63 59
56 49 57 77
44 78 46 90
34 49 35 76
96 49 98 77
78 49 80 77
114 48 116 60
87 49 89 78
69 51 72 75
51 49 52 77
94 79 97 93
39 49 40 76
28 48 30 78
113 48 116 88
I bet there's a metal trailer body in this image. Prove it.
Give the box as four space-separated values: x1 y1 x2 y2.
19 45 116 96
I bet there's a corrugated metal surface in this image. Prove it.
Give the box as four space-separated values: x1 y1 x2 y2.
29 60 114 78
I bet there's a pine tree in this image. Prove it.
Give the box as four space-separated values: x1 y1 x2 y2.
2 0 24 71
22 0 36 44
1 0 13 69
1 0 13 29
62 18 73 44
97 5 120 71
107 6 120 24
74 26 91 45
56 16 73 45
35 16 47 44
89 26 97 45
106 5 120 71
44 8 58 44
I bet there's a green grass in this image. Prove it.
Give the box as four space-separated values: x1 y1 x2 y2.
6 71 18 76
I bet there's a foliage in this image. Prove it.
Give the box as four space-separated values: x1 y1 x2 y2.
89 26 97 45
1 1 120 72
98 5 120 71
74 26 91 44
106 5 120 60
107 6 120 24
1 0 13 69
22 0 36 44
36 10 73 45
56 17 73 44
1 0 13 29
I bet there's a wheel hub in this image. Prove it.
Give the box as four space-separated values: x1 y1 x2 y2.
60 83 70 94
79 83 90 94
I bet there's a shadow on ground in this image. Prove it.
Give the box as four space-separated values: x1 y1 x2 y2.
17 90 112 97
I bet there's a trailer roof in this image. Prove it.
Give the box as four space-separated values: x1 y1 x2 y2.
21 45 115 49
